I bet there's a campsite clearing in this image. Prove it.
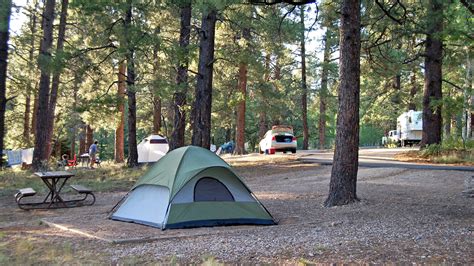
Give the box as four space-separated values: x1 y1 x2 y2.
0 153 472 264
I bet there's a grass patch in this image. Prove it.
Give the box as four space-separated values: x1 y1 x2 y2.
0 235 107 264
0 163 147 196
396 141 474 165
201 254 222 266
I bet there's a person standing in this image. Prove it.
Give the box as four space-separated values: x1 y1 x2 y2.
89 140 99 169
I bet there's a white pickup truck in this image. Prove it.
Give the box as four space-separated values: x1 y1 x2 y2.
382 110 423 147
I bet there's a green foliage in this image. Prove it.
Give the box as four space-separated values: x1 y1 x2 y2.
360 125 384 146
2 0 472 161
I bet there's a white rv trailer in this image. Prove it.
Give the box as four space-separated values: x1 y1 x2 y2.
382 110 423 147
396 110 423 147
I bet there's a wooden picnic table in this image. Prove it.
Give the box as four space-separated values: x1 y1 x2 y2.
35 171 75 208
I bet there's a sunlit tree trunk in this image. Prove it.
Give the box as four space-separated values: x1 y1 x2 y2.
421 0 443 147
79 124 86 154
115 62 125 163
85 125 93 150
234 62 247 155
32 0 56 170
191 8 217 149
325 0 360 207
170 1 191 150
0 0 12 165
234 27 250 155
46 0 69 158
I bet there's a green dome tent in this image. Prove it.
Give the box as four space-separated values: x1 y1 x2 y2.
110 146 276 229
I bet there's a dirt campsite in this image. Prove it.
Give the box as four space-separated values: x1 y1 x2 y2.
1 150 472 264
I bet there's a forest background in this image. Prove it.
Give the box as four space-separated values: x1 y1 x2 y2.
1 0 472 168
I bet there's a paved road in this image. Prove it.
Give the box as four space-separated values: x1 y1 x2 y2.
297 147 474 171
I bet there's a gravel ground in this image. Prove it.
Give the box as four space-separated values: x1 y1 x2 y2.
1 158 473 264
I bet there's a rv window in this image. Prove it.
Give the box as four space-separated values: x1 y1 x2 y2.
150 139 167 144
194 177 234 202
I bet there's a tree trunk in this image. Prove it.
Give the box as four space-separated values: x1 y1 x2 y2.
70 79 78 158
324 0 360 207
191 8 217 149
46 0 69 158
391 74 401 104
258 53 271 139
234 62 247 155
421 0 443 147
115 62 125 163
300 7 309 150
23 3 38 147
462 51 473 140
31 86 38 136
319 29 331 150
152 27 162 134
0 0 12 165
125 3 138 167
32 0 55 170
153 96 162 133
170 1 191 150
234 27 250 155
79 124 86 154
85 125 93 149
408 68 418 111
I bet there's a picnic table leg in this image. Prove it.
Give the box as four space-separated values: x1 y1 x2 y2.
49 177 70 207
41 179 54 203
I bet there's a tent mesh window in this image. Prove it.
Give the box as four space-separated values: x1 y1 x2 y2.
194 177 235 202
150 139 167 144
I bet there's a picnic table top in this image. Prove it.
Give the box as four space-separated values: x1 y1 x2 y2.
34 171 75 178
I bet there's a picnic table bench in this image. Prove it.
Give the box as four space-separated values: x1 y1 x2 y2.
15 171 95 210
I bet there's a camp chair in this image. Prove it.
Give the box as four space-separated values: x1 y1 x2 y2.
67 154 77 168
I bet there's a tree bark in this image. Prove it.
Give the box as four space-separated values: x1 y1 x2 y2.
408 68 418 111
421 0 443 147
152 27 162 134
462 50 473 140
23 2 38 147
46 0 69 158
125 3 138 167
0 0 12 165
31 86 38 136
70 78 78 158
324 0 360 207
191 8 217 149
79 124 86 154
170 1 191 150
32 0 56 170
234 27 250 155
258 53 272 139
319 29 331 150
300 7 309 150
115 62 126 163
234 62 247 155
85 124 93 149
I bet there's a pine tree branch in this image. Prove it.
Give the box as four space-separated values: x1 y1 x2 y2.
460 0 474 15
248 0 316 5
374 0 404 25
442 79 464 92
